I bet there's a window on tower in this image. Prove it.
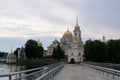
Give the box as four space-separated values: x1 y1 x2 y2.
78 52 81 56
75 33 77 36
79 33 80 37
71 53 73 56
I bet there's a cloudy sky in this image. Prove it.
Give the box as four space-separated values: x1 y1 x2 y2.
0 0 120 52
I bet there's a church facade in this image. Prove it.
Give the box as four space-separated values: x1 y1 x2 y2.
47 18 84 63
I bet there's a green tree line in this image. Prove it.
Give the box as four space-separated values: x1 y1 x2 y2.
25 39 44 59
52 43 65 60
13 39 44 60
0 51 8 57
84 39 120 63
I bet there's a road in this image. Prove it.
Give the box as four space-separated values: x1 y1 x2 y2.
54 64 106 80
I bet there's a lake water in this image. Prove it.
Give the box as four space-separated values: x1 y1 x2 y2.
0 63 25 80
0 63 25 74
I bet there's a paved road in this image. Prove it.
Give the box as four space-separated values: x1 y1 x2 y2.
54 64 106 80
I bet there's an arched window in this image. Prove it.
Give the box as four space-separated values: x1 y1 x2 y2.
79 33 80 37
71 53 73 56
78 52 81 56
75 32 77 36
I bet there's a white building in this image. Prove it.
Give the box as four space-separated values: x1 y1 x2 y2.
101 36 107 43
7 53 16 63
60 18 84 63
18 47 26 60
47 39 59 55
47 18 84 63
67 37 84 63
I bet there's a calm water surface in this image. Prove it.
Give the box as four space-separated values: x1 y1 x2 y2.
0 63 25 80
0 63 25 75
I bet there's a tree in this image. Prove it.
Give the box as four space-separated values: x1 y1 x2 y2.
25 39 38 59
25 39 44 59
52 44 65 60
19 47 26 60
84 39 120 63
107 39 120 63
14 47 20 58
52 47 57 59
37 46 44 58
84 39 93 61
84 40 108 62
0 51 8 57
92 40 108 62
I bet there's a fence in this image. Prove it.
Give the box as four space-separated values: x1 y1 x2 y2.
36 62 64 80
81 63 120 80
0 62 64 80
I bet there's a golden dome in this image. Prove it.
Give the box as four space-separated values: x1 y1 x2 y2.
63 29 72 37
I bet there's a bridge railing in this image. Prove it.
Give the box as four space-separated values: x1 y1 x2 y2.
36 62 64 80
81 63 120 80
0 62 64 80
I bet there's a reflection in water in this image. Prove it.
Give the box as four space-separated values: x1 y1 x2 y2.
8 64 25 72
0 63 25 74
0 63 25 80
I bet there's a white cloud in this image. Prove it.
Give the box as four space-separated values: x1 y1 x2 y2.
0 0 79 39
0 0 120 52
81 24 120 41
0 0 119 41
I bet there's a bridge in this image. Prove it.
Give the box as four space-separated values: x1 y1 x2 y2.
0 62 64 80
0 62 120 80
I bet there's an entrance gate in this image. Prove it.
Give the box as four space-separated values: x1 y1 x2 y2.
70 58 75 64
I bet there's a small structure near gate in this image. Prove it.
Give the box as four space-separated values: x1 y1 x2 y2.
7 48 16 63
7 53 16 63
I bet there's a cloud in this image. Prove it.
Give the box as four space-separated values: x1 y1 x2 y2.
0 0 120 52
0 0 78 39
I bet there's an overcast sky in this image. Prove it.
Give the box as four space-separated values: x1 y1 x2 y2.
0 0 120 52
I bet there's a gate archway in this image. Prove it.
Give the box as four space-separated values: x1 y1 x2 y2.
70 58 75 64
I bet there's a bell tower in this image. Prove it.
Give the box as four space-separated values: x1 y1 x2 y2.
73 17 82 43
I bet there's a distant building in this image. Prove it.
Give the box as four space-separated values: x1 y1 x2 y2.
47 39 59 55
7 52 16 63
101 36 107 43
43 50 48 56
37 39 42 47
37 39 46 57
47 18 84 63
18 47 26 60
60 29 73 54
